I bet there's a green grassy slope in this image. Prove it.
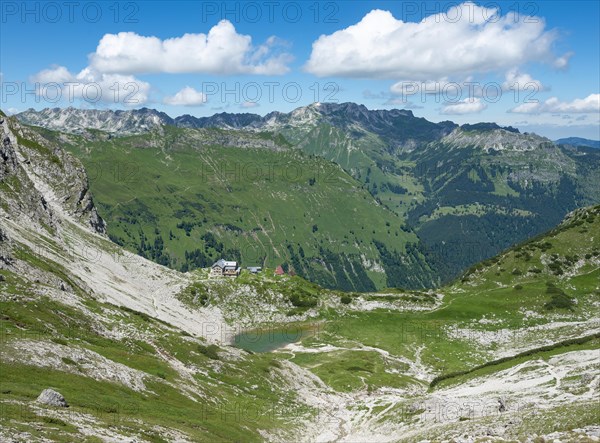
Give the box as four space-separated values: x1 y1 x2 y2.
35 124 437 291
283 120 600 284
405 138 600 281
2 206 597 441
306 205 599 374
0 268 308 442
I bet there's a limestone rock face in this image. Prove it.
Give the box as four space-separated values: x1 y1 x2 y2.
0 115 106 234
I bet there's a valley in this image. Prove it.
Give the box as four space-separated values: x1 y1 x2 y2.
16 104 600 289
1 110 599 441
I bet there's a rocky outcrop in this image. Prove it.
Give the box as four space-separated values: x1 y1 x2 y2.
441 126 554 152
1 118 19 178
36 388 69 407
0 115 106 234
0 117 56 230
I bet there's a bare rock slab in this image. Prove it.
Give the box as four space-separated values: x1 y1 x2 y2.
36 388 69 408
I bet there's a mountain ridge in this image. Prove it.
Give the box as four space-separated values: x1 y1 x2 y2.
555 136 600 149
16 103 504 138
16 103 528 136
15 103 557 156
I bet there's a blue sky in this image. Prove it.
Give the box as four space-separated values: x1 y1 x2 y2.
1 1 598 139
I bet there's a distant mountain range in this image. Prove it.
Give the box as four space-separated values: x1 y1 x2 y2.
555 137 600 149
17 103 457 138
14 104 600 287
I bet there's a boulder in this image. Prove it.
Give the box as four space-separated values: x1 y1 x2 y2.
36 388 68 407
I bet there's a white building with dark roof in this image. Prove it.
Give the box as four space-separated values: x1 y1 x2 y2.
210 259 240 277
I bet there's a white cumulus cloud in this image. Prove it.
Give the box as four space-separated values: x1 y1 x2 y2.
510 94 600 114
29 21 291 108
502 68 545 91
305 3 558 80
31 65 73 83
163 87 207 106
89 20 291 75
441 98 487 115
553 52 574 69
30 66 151 106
